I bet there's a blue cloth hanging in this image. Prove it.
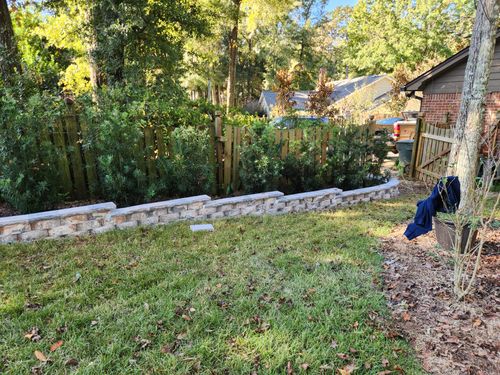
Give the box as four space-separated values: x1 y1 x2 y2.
404 176 461 240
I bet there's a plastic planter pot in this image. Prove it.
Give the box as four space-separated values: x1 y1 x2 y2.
433 217 478 252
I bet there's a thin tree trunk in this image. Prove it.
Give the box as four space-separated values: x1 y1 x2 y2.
0 0 22 82
85 1 101 102
226 0 241 112
447 0 499 214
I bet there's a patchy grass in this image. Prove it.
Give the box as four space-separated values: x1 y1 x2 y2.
0 198 424 374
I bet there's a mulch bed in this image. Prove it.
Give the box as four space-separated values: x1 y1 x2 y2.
380 224 499 374
0 201 18 218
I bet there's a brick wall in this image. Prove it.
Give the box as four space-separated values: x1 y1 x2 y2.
421 92 500 129
0 179 400 244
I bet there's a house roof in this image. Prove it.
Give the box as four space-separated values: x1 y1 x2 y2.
260 75 388 111
402 28 500 92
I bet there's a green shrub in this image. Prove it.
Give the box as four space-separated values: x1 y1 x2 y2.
281 131 325 193
323 125 389 190
167 126 215 196
239 122 283 193
82 87 150 205
0 82 64 213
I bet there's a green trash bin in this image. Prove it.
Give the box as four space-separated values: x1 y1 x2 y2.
396 140 414 166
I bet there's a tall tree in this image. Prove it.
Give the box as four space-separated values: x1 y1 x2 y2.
447 0 500 213
0 0 22 82
346 0 475 75
226 0 241 111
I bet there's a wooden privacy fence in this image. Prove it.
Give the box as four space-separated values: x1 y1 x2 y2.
215 124 339 193
409 119 454 184
43 112 367 200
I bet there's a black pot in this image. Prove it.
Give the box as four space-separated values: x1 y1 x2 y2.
433 217 478 252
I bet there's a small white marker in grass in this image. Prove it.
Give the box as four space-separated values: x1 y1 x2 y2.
190 224 214 232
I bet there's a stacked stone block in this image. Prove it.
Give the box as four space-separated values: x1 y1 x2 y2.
0 179 400 244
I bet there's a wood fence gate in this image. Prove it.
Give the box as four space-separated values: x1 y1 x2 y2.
410 119 454 184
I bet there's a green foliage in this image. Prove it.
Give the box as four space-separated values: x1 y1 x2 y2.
0 79 64 213
239 122 283 193
281 133 324 194
168 126 215 196
346 0 474 75
323 125 389 190
83 87 149 205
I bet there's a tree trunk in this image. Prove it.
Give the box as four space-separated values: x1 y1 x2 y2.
226 0 241 112
85 1 101 102
447 0 499 214
0 0 22 82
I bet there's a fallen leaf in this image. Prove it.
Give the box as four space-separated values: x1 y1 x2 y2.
65 358 79 367
181 314 192 321
90 320 98 327
337 353 349 360
330 340 338 349
216 283 222 288
50 340 63 352
349 348 358 354
472 318 483 327
286 361 293 375
34 351 47 362
338 363 357 374
402 311 411 321
377 371 392 375
24 327 41 342
353 321 359 329
381 358 389 367
301 363 310 370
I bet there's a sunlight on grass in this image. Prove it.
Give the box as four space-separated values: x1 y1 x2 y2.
0 196 425 374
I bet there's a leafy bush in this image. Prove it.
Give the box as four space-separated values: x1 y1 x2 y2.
0 81 64 213
167 126 215 196
239 122 283 193
281 132 325 194
323 125 389 190
82 87 150 205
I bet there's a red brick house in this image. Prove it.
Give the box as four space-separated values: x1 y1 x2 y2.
402 29 500 130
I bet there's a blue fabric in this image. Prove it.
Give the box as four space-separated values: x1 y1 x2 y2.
404 176 460 240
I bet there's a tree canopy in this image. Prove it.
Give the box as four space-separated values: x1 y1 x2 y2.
1 0 477 108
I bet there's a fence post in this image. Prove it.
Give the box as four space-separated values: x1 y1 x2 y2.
208 113 219 195
214 111 224 193
409 113 424 178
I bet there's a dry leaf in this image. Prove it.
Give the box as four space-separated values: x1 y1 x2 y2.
34 351 47 362
182 314 192 321
286 361 293 375
381 358 389 367
338 363 357 374
353 321 359 329
402 312 411 321
377 371 392 375
337 353 349 360
301 363 310 370
330 340 338 349
50 340 63 352
65 358 79 367
472 318 482 327
24 327 41 342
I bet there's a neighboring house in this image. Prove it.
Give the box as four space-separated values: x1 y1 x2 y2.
259 75 397 119
402 29 500 131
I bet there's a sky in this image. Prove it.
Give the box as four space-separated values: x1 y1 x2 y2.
325 0 358 11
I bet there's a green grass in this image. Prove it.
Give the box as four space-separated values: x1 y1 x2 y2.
0 198 424 374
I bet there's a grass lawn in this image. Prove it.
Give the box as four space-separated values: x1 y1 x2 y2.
0 197 425 374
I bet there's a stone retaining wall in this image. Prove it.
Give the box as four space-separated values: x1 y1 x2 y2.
0 179 399 244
